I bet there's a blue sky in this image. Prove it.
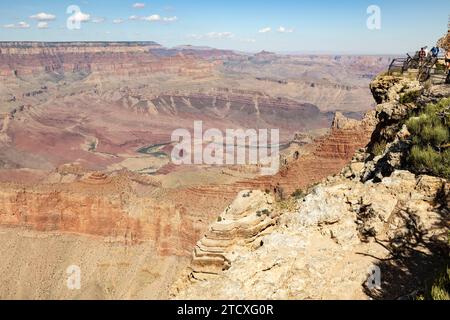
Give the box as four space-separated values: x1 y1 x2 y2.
0 0 448 54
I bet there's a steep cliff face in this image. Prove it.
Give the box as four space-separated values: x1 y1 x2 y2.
172 76 450 300
232 111 375 197
0 172 206 257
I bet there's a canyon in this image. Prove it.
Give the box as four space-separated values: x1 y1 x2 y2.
0 41 395 299
172 76 449 300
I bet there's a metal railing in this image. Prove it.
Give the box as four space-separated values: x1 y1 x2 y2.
388 53 449 84
388 57 409 75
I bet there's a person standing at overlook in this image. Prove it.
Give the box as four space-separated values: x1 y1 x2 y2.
445 48 450 84
419 47 427 64
430 46 440 58
446 50 450 68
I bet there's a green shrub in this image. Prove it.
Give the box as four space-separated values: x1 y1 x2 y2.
406 98 450 179
416 266 450 300
430 267 450 300
409 145 441 171
422 125 448 146
372 140 387 156
291 189 306 199
88 141 96 152
399 90 421 104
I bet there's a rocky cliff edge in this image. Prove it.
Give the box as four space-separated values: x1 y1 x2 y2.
171 75 450 300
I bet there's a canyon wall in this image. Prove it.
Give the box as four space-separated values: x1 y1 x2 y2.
0 109 373 258
0 172 204 257
0 42 397 299
0 42 215 79
172 76 450 300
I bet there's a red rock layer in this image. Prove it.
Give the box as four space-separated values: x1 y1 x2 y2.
0 113 373 258
236 127 372 196
161 122 374 251
0 42 215 79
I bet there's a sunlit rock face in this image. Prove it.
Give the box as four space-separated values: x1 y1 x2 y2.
172 75 449 300
0 42 393 299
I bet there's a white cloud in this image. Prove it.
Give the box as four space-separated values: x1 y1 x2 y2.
142 15 177 23
206 32 234 39
189 32 234 40
129 15 140 20
37 21 49 29
3 22 30 29
162 16 177 22
258 27 271 33
68 11 91 23
30 12 56 21
133 3 146 9
113 19 124 24
92 17 105 23
187 34 203 40
143 14 161 21
277 26 294 33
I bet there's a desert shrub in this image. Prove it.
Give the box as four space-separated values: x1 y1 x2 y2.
417 265 450 300
435 62 447 73
291 189 306 199
399 90 421 104
409 145 441 171
406 98 450 179
371 140 387 156
422 125 448 146
430 267 450 300
88 141 96 152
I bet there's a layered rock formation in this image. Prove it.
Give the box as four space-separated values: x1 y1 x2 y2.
0 107 371 255
172 75 449 300
0 171 205 256
0 42 401 299
0 42 214 79
233 111 375 197
0 87 334 172
189 191 277 280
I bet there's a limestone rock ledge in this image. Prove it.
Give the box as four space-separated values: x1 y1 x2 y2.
172 170 448 299
187 190 277 281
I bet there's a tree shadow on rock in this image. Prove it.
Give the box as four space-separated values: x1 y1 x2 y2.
362 197 449 300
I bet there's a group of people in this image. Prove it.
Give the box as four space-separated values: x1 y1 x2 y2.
417 44 450 83
447 51 450 84
446 48 450 69
418 46 441 62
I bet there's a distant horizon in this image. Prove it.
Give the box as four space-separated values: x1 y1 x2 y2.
0 0 448 54
0 40 404 56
